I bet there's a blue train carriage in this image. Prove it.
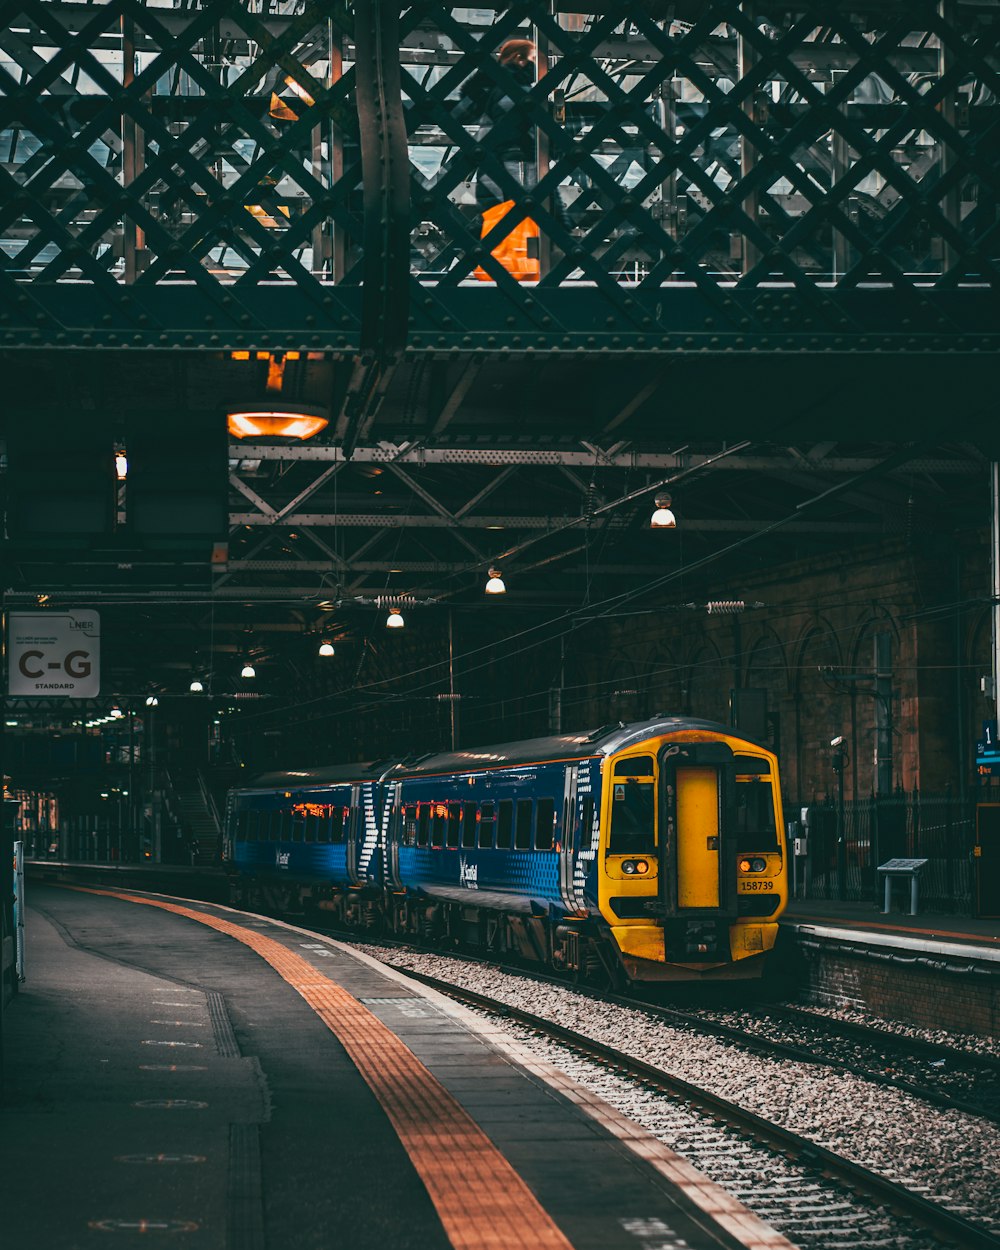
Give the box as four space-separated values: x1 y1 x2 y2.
223 759 395 921
223 717 787 986
386 717 787 984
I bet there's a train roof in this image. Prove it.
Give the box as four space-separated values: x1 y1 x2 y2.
391 716 746 777
236 759 395 791
234 717 768 793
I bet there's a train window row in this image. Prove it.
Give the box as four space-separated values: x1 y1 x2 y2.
233 794 601 852
401 794 596 852
234 803 353 844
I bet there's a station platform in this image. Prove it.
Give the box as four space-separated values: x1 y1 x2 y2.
782 897 999 950
3 883 793 1250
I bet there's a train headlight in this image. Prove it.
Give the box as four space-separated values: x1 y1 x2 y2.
739 857 767 873
621 859 650 875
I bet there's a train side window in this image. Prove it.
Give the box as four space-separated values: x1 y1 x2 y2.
314 806 329 843
479 801 495 848
403 804 418 847
329 805 344 842
461 801 478 848
303 810 317 843
417 803 430 847
496 800 513 849
515 799 533 850
289 809 304 842
535 797 555 850
447 802 462 848
431 803 446 847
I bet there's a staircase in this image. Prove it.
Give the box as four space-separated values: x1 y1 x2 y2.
172 774 222 866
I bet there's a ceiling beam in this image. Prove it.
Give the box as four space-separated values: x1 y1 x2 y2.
229 443 982 473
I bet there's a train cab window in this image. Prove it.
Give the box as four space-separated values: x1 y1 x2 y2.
236 811 249 842
609 757 656 854
496 799 513 849
515 799 533 850
403 804 418 847
447 802 462 848
535 798 555 850
734 757 778 849
461 801 478 849
431 803 446 848
614 756 654 777
479 801 495 848
417 803 430 847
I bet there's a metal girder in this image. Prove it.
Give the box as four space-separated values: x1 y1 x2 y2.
229 443 983 473
0 2 998 353
228 512 886 534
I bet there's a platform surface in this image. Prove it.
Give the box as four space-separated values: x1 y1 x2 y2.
2 883 793 1250
782 897 999 956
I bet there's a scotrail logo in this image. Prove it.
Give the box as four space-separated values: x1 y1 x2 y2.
459 858 478 889
275 850 290 869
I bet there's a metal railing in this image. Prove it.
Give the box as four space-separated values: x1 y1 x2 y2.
799 790 977 912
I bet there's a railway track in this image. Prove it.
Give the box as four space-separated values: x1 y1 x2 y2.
398 965 1000 1250
690 1001 1000 1124
336 926 1000 1126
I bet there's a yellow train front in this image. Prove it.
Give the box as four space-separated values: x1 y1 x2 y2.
588 718 787 983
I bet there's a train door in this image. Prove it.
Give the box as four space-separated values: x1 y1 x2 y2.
559 765 579 911
383 780 403 890
659 742 737 923
346 784 361 885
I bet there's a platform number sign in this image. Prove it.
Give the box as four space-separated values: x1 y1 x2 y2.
976 720 1000 777
7 611 101 698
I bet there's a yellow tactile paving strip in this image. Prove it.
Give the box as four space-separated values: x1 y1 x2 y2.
78 888 574 1250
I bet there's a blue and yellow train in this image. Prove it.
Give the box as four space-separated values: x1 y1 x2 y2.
223 717 788 985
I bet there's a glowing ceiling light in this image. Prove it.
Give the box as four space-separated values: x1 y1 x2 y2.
318 641 335 657
485 568 506 595
227 405 329 440
114 451 128 480
241 663 256 679
189 679 205 693
650 492 677 529
386 608 404 629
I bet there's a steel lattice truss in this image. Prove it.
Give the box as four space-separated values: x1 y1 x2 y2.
1 1 999 362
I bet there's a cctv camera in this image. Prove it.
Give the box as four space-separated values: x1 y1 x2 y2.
830 735 844 747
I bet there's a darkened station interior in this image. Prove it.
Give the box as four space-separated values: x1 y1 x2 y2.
1 4 998 1249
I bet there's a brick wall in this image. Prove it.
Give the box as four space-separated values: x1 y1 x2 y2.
796 943 998 1040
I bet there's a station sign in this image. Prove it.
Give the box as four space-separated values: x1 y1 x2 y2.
976 720 1000 777
7 611 101 698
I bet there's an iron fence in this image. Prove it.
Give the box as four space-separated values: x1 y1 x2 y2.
798 789 978 912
